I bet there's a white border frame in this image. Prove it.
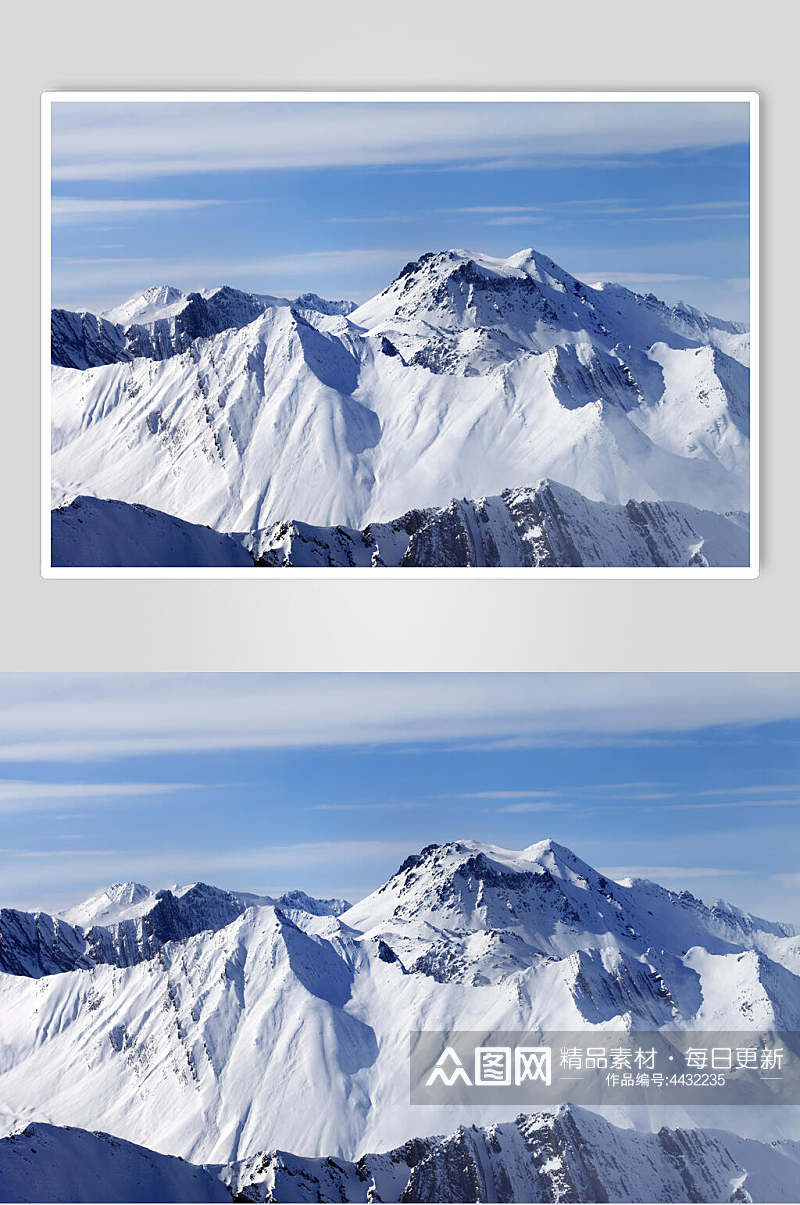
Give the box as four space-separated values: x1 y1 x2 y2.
41 91 759 579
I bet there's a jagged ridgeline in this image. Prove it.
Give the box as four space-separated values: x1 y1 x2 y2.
4 1106 800 1202
1 837 798 1190
50 248 750 568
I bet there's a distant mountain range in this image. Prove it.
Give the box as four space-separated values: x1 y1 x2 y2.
1 837 797 1202
52 482 750 568
4 1105 800 1203
50 248 750 568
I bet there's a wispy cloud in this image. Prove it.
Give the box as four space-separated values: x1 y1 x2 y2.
550 197 640 208
52 197 228 224
309 801 422 812
442 198 747 225
53 247 410 305
445 200 641 217
446 790 563 800
50 101 750 182
662 200 749 211
497 802 572 814
698 784 800 796
324 214 424 225
487 215 550 226
0 674 797 765
55 256 154 266
632 214 749 223
662 798 800 811
0 780 198 813
442 205 544 215
606 791 680 800
604 865 750 882
446 783 671 799
774 873 800 888
580 271 708 284
0 838 411 907
0 848 120 858
442 783 683 808
583 781 670 791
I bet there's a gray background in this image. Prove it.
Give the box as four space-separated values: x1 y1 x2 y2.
1 1 795 671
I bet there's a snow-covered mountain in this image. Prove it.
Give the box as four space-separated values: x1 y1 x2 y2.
0 1123 228 1203
3 1107 800 1203
59 881 163 928
51 284 356 370
51 249 750 552
51 496 254 568
245 479 749 568
56 879 349 931
51 482 749 568
222 1104 800 1203
0 881 348 977
1 839 797 1175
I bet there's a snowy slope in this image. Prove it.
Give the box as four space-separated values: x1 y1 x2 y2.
0 840 797 1167
51 249 750 535
0 908 93 977
51 496 253 568
102 284 191 327
59 882 158 929
0 1122 228 1203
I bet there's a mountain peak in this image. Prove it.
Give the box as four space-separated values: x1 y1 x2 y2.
520 836 596 876
348 245 596 355
105 880 151 902
341 835 798 992
141 284 183 304
102 284 187 326
292 291 356 317
342 836 604 943
385 245 577 290
388 835 591 882
505 245 580 288
59 880 154 928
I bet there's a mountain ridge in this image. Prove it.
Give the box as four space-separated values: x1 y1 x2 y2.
51 247 751 548
3 1106 800 1203
51 480 751 569
52 284 357 371
0 881 349 978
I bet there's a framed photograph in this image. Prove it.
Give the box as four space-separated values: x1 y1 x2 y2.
43 92 758 576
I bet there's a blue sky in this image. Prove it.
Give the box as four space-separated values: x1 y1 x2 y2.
1 673 797 922
51 99 751 320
